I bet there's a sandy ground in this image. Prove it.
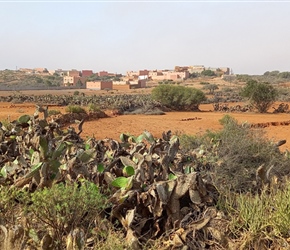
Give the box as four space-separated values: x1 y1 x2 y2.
1 102 290 151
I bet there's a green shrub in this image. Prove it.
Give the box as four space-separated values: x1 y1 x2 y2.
65 105 86 114
0 186 27 224
88 103 100 112
219 183 290 248
28 180 106 246
240 80 278 113
158 79 174 85
221 87 233 93
202 83 219 94
201 69 216 77
48 109 61 116
179 115 290 192
0 118 12 130
151 84 206 111
73 90 80 96
215 115 289 191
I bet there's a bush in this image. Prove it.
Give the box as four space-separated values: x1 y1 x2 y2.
65 105 87 114
88 103 100 112
151 84 206 111
240 80 278 113
178 115 290 192
279 71 290 79
219 183 290 248
201 69 216 77
202 83 219 94
215 115 288 191
73 90 80 96
189 73 198 78
0 186 26 225
158 79 174 85
28 180 106 247
48 109 61 116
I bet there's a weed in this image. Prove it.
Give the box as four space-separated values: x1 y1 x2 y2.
0 185 27 225
28 180 106 247
88 103 100 112
48 109 61 116
65 105 86 114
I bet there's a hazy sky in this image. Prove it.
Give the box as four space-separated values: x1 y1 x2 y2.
1 1 289 75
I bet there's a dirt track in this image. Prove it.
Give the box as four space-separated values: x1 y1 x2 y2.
1 102 290 151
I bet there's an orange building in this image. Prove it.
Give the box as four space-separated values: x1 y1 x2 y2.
86 81 113 90
67 70 80 77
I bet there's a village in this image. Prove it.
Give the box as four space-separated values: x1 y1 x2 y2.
17 65 231 91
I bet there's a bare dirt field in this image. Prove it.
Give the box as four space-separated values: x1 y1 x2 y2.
1 101 290 151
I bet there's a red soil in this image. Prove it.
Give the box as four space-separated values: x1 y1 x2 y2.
1 102 290 151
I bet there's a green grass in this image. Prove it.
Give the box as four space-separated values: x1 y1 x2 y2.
87 103 100 112
48 109 61 116
65 105 87 114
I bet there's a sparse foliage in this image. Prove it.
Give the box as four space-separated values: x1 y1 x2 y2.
202 83 219 94
240 80 278 113
65 105 87 114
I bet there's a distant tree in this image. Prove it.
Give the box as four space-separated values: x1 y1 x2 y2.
279 72 290 79
36 77 43 84
189 73 198 78
236 74 252 82
264 70 280 77
202 84 219 94
76 79 83 87
45 80 52 87
201 70 216 77
240 80 278 113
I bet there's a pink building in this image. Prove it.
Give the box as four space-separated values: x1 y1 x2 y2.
82 70 93 77
98 71 109 77
86 81 113 90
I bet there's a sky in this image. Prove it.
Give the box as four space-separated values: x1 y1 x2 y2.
0 1 290 75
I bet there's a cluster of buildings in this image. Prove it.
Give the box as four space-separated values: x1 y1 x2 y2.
18 65 230 90
126 66 229 81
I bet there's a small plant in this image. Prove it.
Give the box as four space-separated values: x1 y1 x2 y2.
221 87 233 93
0 186 27 225
0 118 12 130
65 105 87 114
220 184 290 249
202 83 219 94
28 180 106 247
73 90 80 96
48 109 61 116
88 103 100 112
